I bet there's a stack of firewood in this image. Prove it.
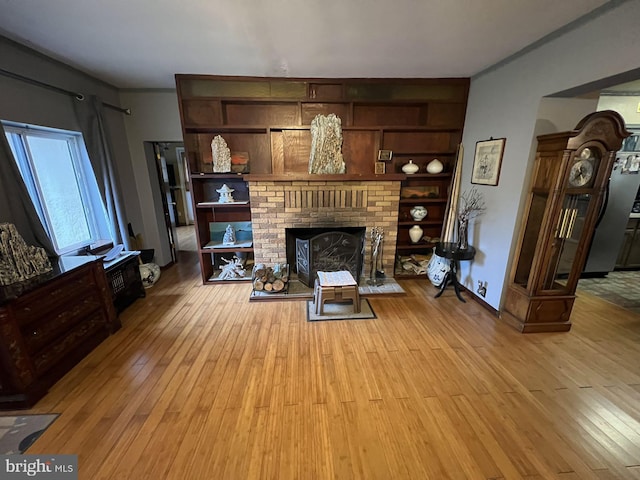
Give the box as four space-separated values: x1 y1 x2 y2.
252 263 289 292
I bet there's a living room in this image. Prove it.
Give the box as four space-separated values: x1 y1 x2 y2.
1 1 640 478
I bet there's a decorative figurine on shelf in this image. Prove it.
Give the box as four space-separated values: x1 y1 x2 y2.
211 135 231 173
218 256 247 280
308 114 345 174
368 227 384 286
216 184 235 203
222 224 236 245
457 188 486 250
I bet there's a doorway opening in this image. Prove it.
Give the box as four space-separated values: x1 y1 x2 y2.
147 141 196 262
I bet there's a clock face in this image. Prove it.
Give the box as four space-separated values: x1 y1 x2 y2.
568 147 599 188
569 159 594 187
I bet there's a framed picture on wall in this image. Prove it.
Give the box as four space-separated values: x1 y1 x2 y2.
471 138 506 186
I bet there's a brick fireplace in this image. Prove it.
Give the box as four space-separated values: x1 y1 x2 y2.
246 174 403 280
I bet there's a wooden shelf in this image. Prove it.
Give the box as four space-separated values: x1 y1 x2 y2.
191 173 246 179
398 220 443 226
244 173 406 182
200 247 254 254
399 198 447 204
196 203 251 209
396 242 437 250
205 276 253 284
184 126 268 133
401 173 453 178
177 75 469 284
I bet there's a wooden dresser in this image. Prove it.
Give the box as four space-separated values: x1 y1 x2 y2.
0 256 119 409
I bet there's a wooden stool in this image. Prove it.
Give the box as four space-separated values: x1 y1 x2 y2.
313 271 361 315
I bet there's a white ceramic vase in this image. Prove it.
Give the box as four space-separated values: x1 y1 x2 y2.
139 263 161 288
427 247 450 286
426 158 444 174
410 205 428 221
402 159 420 174
409 225 424 243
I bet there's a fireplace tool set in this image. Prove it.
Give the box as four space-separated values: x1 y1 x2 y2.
369 227 385 286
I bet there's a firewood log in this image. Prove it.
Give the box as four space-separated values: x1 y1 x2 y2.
254 264 267 279
272 279 285 292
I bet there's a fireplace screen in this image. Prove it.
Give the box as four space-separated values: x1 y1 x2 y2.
287 228 365 287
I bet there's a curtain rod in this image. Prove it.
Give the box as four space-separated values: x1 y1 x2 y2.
0 67 131 115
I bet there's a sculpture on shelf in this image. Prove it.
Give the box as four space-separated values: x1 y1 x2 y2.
0 223 52 286
308 114 345 174
398 253 431 275
218 256 247 280
222 225 236 245
368 227 384 286
216 184 235 203
211 135 231 173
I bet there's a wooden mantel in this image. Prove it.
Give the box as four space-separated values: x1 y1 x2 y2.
244 173 407 182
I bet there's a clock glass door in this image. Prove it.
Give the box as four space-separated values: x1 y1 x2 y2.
542 192 593 291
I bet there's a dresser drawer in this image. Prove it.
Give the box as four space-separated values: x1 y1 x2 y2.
21 295 104 355
12 268 98 326
31 310 108 376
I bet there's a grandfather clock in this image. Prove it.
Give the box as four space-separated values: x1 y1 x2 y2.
502 110 629 333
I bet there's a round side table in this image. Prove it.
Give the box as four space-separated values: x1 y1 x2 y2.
434 242 476 302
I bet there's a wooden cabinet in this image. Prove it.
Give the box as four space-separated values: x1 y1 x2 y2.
0 256 118 409
175 75 469 283
503 111 629 333
103 251 146 312
395 172 453 276
191 174 253 283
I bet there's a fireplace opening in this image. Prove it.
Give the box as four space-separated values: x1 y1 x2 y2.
286 227 366 287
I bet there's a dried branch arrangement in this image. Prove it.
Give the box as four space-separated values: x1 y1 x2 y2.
457 188 486 223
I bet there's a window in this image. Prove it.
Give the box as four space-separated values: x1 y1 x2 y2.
3 122 111 255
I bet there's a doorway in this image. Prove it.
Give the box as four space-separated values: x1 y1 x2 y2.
148 141 196 261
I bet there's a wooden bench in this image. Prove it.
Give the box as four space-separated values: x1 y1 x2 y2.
313 271 361 315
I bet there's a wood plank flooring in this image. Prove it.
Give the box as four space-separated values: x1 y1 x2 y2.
22 251 640 479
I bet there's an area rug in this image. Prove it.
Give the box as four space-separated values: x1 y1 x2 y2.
0 414 59 454
307 298 376 322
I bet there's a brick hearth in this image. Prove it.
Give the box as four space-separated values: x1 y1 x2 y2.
247 176 402 278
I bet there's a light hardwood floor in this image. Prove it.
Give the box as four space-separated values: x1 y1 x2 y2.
23 251 640 479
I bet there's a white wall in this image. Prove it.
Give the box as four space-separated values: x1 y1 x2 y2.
598 95 640 126
459 0 640 310
119 91 183 266
535 97 599 135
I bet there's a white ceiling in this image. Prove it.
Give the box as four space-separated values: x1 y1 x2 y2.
0 0 612 90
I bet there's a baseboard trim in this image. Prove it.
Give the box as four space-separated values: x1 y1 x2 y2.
468 291 499 317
